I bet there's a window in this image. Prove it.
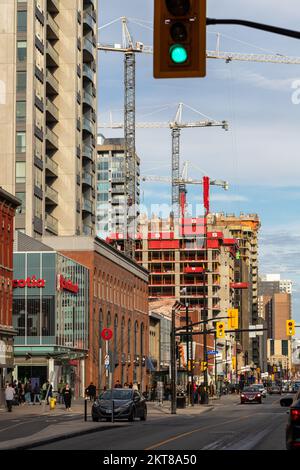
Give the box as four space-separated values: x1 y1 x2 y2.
17 11 27 32
282 340 288 356
107 311 111 328
16 132 26 153
16 162 26 183
17 41 27 62
34 168 43 189
134 321 138 355
97 193 108 202
17 71 26 93
97 171 109 181
16 192 26 214
34 197 42 219
97 182 109 192
140 323 144 356
128 319 131 354
16 101 26 121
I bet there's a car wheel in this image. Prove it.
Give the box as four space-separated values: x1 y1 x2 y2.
140 408 147 421
92 415 99 422
128 409 135 422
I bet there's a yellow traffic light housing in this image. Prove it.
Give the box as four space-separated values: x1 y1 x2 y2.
286 319 295 336
154 0 207 78
228 308 239 329
216 321 225 338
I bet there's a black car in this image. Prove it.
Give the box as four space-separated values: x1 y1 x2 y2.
92 388 147 422
281 392 300 450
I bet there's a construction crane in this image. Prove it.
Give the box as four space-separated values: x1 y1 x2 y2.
100 102 228 217
142 161 229 218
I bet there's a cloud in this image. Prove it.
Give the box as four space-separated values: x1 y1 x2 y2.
215 69 298 92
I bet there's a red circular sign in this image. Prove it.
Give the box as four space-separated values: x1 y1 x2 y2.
101 328 113 341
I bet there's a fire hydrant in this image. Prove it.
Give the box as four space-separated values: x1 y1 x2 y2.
50 397 56 410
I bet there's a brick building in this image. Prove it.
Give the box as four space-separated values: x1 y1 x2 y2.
43 236 149 392
0 187 20 405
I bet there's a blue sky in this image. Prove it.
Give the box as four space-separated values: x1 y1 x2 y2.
97 1 300 331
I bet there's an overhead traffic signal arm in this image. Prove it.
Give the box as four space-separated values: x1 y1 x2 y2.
154 0 207 78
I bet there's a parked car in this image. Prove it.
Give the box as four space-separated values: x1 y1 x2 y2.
92 388 147 422
240 387 262 404
268 384 282 395
292 382 300 393
281 394 300 450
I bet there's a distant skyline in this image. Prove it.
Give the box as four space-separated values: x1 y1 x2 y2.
98 1 300 333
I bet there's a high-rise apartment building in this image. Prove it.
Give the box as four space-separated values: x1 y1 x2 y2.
212 213 261 367
96 137 140 239
1 0 97 238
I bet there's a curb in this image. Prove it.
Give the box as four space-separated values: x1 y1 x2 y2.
0 423 126 451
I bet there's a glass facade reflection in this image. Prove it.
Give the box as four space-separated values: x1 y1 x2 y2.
13 252 89 351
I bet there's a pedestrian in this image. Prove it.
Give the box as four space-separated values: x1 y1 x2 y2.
85 382 97 401
132 382 138 391
62 383 72 411
24 380 32 404
33 383 41 404
129 382 133 389
124 382 129 389
57 379 65 404
5 383 15 412
114 380 122 388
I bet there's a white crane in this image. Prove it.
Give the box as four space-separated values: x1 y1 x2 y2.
99 102 228 217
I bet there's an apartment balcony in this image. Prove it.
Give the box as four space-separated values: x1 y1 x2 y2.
46 41 59 67
45 185 58 205
83 11 95 31
46 98 59 122
111 186 125 194
45 213 58 235
82 144 93 161
82 63 94 83
45 156 58 177
82 198 93 214
83 37 95 62
47 0 59 14
82 171 93 187
46 12 59 40
82 117 94 134
82 90 94 108
46 127 59 149
46 69 59 95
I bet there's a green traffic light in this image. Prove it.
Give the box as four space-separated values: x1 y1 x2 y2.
169 44 188 64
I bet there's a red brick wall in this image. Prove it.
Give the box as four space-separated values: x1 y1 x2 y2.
61 250 149 392
0 202 15 328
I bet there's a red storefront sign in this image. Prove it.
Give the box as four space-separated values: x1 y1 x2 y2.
13 276 46 288
58 275 79 294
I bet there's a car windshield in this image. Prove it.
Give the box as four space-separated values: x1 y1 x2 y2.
99 390 132 400
243 387 258 392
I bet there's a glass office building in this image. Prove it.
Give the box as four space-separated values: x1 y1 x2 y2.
12 252 89 397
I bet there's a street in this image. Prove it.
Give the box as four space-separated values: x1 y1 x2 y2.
33 395 287 450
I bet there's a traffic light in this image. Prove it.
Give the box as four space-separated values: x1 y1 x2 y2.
216 321 225 338
153 0 207 79
232 356 236 371
200 361 207 372
286 319 295 336
228 309 239 329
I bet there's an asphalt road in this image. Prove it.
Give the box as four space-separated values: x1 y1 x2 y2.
34 394 288 450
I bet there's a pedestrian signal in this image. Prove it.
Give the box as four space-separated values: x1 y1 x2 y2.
153 0 207 78
286 319 295 336
216 321 225 338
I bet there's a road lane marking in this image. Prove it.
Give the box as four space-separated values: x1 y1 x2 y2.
144 414 254 450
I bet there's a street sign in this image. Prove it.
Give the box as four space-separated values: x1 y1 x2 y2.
101 328 113 341
207 350 218 355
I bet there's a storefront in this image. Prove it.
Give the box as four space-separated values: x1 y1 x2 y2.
0 331 15 406
12 251 89 397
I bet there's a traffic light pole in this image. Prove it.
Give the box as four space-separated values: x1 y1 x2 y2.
185 302 191 406
171 306 177 415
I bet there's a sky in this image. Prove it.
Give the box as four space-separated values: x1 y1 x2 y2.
97 1 300 332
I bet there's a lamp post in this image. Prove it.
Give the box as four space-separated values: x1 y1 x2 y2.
171 301 183 415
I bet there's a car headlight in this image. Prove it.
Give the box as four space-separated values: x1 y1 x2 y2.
257 394 261 397
241 394 245 398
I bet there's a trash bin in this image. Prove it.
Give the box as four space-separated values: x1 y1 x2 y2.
50 397 56 410
176 395 186 409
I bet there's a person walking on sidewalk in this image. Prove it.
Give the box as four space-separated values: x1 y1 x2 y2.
5 384 15 412
85 382 97 401
33 383 41 404
62 383 72 411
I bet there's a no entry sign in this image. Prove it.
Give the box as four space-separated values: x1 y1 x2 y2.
101 328 113 341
